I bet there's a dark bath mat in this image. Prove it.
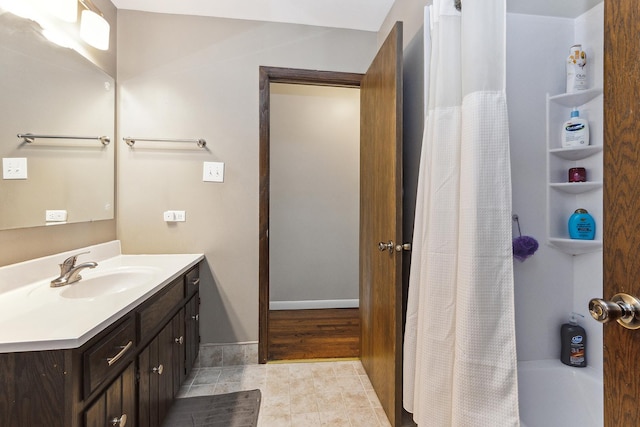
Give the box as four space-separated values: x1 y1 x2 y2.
162 389 261 427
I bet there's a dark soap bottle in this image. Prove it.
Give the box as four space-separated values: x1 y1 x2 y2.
561 313 587 367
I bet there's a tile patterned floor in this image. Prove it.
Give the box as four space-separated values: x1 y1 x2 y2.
177 360 392 427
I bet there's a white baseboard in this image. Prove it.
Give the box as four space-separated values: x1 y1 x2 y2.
269 299 359 310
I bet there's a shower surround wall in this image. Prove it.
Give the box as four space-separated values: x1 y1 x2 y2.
507 4 604 373
380 0 604 374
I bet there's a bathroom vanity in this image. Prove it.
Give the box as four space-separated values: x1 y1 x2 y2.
0 242 203 427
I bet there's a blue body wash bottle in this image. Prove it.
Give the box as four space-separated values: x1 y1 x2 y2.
568 208 595 240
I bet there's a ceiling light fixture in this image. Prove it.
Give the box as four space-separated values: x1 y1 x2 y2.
78 0 109 50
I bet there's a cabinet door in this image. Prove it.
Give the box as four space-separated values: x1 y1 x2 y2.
157 322 174 423
171 307 186 398
185 293 200 374
138 322 174 427
85 362 135 427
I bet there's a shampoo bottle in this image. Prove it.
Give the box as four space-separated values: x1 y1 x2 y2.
562 108 589 148
568 208 595 240
561 313 587 367
566 44 587 92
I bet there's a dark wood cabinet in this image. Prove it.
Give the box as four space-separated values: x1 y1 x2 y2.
172 307 186 398
0 263 200 427
85 362 136 427
185 294 200 375
138 312 182 427
84 318 136 398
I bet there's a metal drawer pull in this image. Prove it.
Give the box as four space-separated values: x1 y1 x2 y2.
110 414 127 427
106 341 133 366
152 364 164 375
175 336 184 345
191 278 200 286
192 314 199 321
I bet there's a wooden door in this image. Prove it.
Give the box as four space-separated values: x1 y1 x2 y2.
360 22 403 427
603 1 640 425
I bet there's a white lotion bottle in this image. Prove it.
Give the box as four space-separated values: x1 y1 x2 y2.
562 108 589 148
566 44 587 92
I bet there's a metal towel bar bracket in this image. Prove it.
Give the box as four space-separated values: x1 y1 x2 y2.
18 133 110 145
123 137 207 148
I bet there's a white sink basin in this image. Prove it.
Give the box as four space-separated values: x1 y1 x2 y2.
59 267 159 299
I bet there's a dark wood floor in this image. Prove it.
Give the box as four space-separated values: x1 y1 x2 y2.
268 308 360 361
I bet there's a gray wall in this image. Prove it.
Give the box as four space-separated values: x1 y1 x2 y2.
116 10 377 343
269 83 360 307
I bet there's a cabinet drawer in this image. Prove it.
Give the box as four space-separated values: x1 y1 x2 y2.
84 318 135 398
184 265 200 297
139 278 184 342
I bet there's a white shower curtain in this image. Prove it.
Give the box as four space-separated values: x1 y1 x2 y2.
403 1 520 426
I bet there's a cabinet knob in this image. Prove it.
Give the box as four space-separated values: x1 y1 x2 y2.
175 336 184 345
192 314 199 321
110 414 127 427
152 364 164 375
191 278 200 286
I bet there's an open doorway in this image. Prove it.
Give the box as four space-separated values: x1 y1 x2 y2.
258 67 363 363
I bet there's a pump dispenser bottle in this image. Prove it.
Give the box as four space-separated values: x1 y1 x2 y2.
561 313 587 367
562 108 589 148
566 44 587 92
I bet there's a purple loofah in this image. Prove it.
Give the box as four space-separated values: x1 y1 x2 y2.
512 235 539 262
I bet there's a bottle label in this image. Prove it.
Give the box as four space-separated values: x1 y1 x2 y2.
566 123 585 132
563 120 588 147
570 346 585 364
570 335 585 365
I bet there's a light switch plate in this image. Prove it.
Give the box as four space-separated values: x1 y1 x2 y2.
203 161 224 182
3 158 27 179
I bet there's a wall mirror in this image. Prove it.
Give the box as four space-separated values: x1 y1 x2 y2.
0 9 114 230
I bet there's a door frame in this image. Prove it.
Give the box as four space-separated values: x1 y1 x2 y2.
258 66 364 363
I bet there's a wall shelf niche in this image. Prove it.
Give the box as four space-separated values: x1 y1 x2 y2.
546 88 603 255
550 181 602 194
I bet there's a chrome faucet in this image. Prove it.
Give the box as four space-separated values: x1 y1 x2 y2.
50 251 98 287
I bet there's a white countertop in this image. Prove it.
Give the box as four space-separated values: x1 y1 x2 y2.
0 241 203 353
